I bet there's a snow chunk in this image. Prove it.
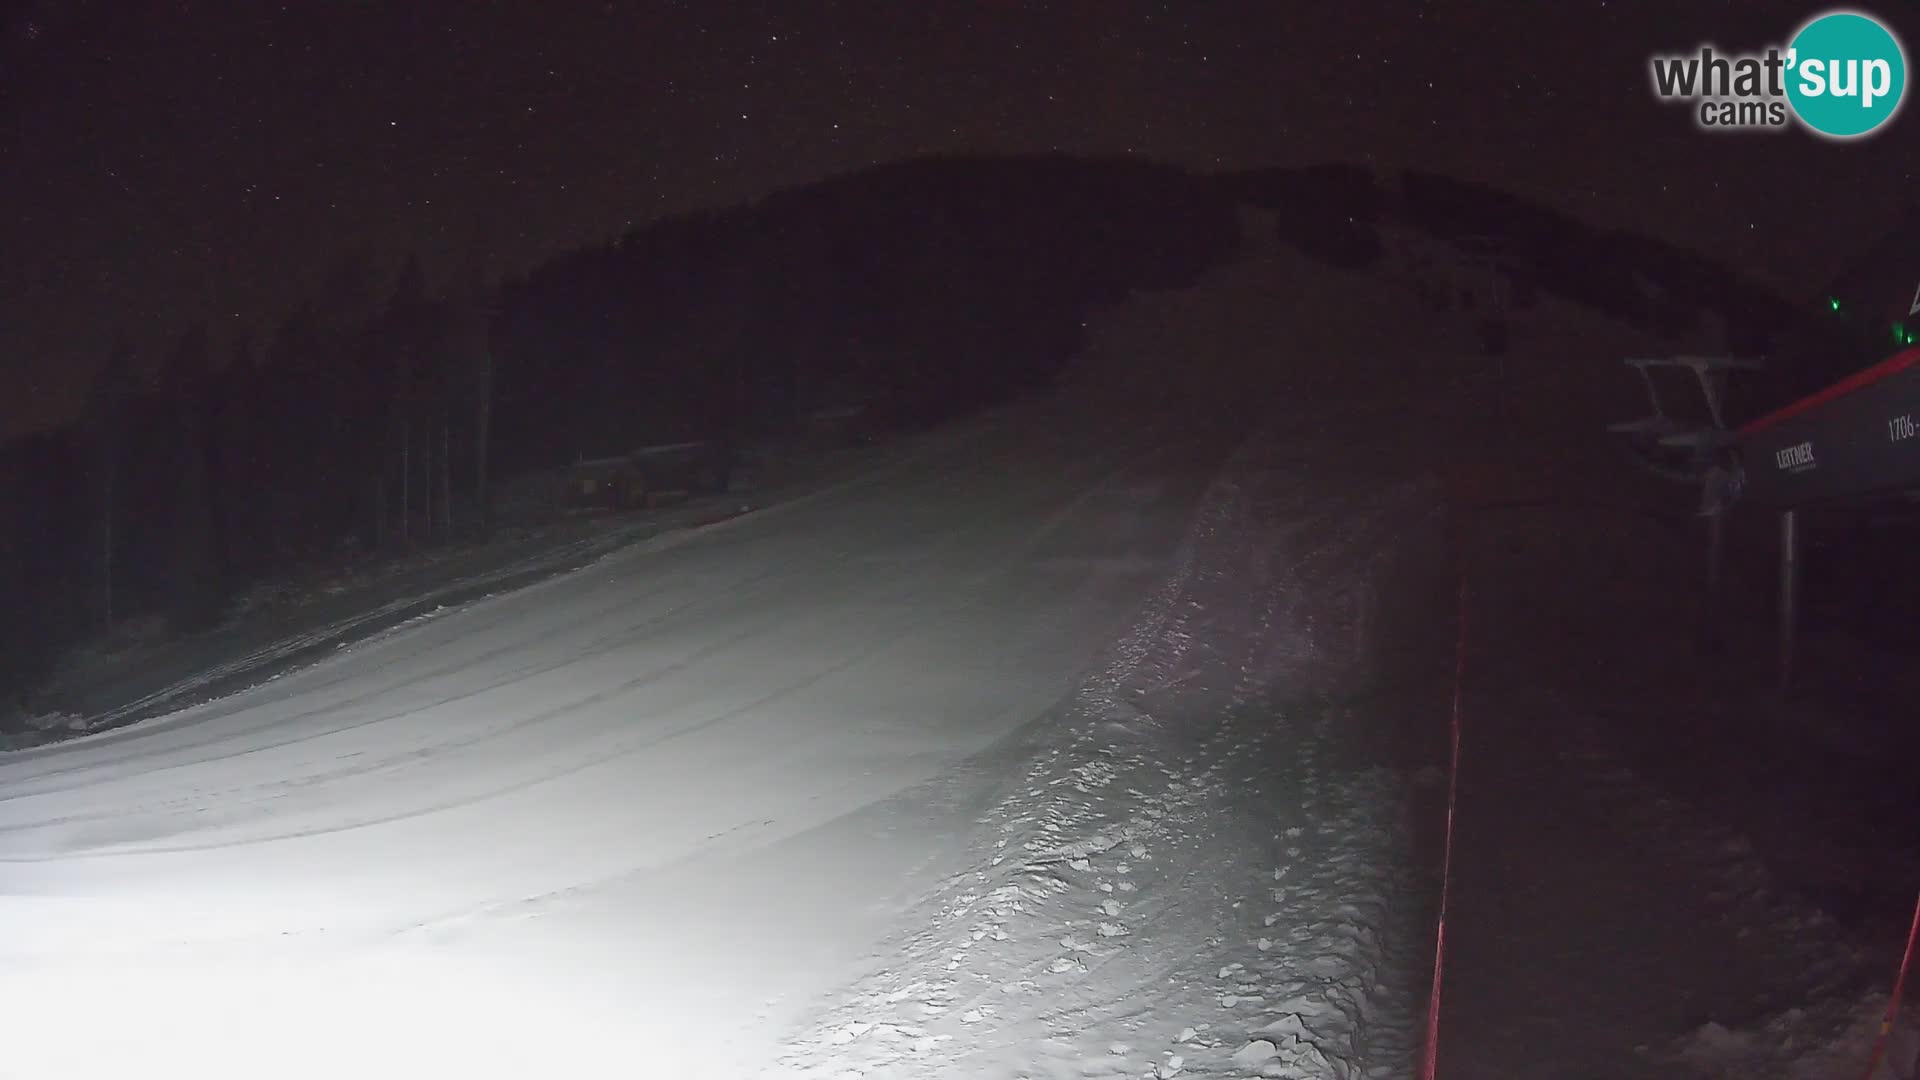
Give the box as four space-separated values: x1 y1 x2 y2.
1232 1039 1280 1066
1683 1021 1756 1057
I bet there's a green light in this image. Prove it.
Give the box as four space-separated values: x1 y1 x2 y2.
1896 322 1908 345
1829 296 1843 312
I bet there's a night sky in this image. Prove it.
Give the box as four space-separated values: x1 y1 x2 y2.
3 1 1916 438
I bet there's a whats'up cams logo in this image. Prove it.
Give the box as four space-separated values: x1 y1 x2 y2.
1650 9 1907 139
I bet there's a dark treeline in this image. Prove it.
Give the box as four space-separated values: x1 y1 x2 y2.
0 252 499 704
0 154 1234 707
490 155 1232 473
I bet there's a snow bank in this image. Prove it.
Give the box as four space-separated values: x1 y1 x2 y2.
1674 993 1920 1080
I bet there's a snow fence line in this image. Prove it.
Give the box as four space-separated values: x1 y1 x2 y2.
1415 466 1524 1080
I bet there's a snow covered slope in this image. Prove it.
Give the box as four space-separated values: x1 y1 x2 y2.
0 394 1285 1078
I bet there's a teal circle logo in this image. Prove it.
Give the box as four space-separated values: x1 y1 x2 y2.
1786 10 1907 138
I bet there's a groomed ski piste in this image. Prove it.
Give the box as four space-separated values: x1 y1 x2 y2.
4 239 1917 1080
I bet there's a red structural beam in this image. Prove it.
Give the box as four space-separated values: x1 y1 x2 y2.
1739 343 1920 437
